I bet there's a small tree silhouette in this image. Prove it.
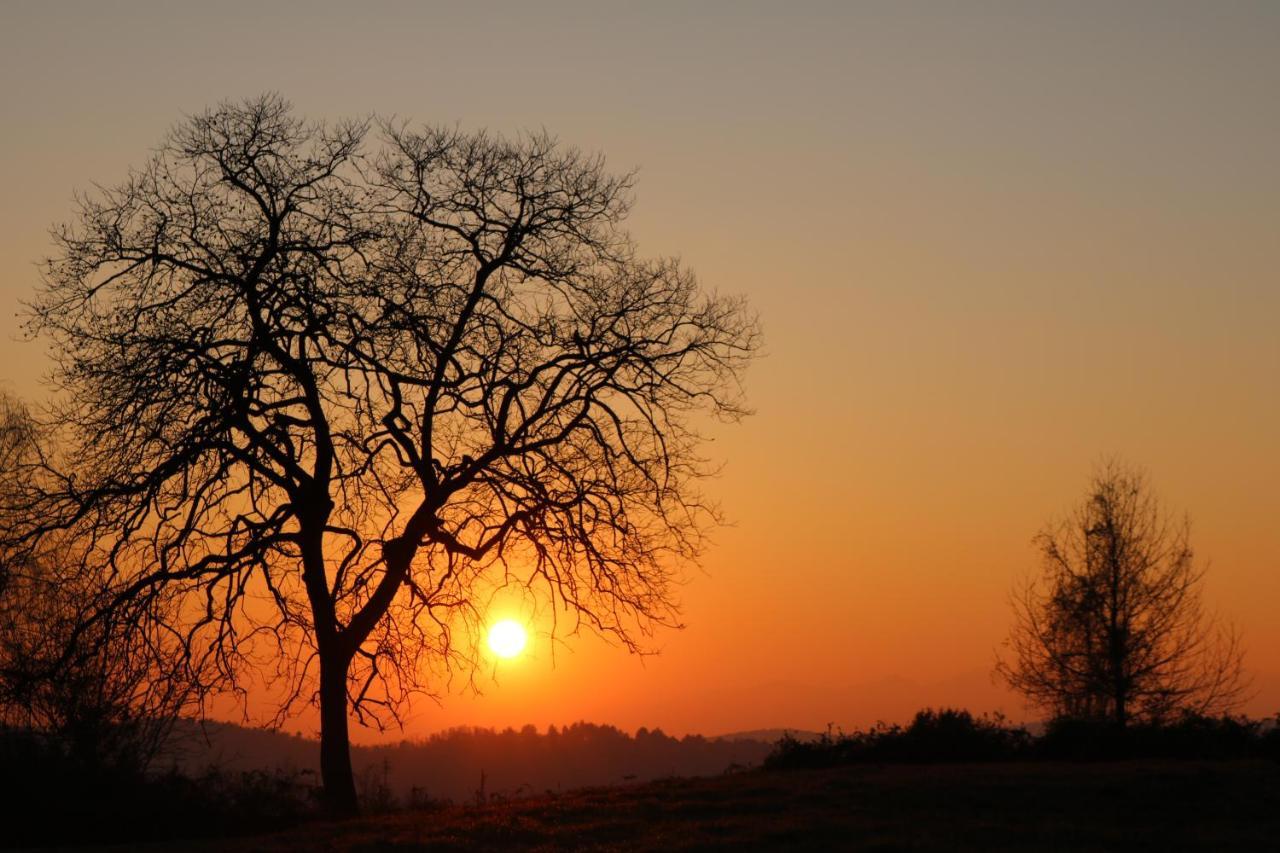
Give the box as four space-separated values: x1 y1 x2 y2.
0 393 198 777
996 461 1248 727
4 95 758 814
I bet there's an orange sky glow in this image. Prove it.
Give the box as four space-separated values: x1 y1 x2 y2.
1 1 1277 740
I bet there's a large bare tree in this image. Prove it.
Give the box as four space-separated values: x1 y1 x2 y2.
996 462 1248 727
6 96 758 814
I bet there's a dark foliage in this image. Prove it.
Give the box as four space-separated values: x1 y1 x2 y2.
3 708 1278 847
143 760 1280 852
171 719 772 804
765 707 1280 770
0 725 318 848
367 722 770 803
0 720 769 847
764 709 1031 770
1037 713 1280 761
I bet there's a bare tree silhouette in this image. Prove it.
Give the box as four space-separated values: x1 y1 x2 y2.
0 565 198 778
996 461 1248 727
0 394 34 569
5 96 758 814
0 393 200 777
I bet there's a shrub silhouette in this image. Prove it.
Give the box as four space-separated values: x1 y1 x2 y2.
765 709 1030 770
1037 713 1280 761
764 707 1279 769
0 724 318 847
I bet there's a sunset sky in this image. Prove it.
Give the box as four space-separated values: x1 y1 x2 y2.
1 1 1277 740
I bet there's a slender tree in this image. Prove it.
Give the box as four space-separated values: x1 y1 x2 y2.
6 96 758 814
997 462 1248 727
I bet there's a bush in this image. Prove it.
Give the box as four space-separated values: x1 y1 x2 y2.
1037 713 1279 761
765 708 1280 770
0 725 319 848
764 709 1030 770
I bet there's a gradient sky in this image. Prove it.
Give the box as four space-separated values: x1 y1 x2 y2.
2 1 1277 739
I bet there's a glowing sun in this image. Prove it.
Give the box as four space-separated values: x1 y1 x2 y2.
487 619 528 659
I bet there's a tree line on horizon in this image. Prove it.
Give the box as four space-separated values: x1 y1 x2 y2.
170 719 773 805
0 716 774 846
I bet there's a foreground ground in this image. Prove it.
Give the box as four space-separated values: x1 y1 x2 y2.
111 760 1280 851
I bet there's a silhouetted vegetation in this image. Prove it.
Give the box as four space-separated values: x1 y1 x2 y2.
0 719 770 847
370 723 767 804
765 709 1031 769
1036 713 1280 761
171 720 773 804
0 391 200 785
3 94 758 815
66 759 1280 851
2 708 1277 847
0 724 320 848
997 462 1248 727
0 554 199 781
764 707 1280 770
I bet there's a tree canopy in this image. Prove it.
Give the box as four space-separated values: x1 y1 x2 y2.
997 462 1248 726
2 95 758 812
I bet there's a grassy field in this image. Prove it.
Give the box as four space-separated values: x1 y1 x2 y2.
111 760 1279 852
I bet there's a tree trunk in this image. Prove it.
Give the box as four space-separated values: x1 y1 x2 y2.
1113 688 1128 728
319 655 359 816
